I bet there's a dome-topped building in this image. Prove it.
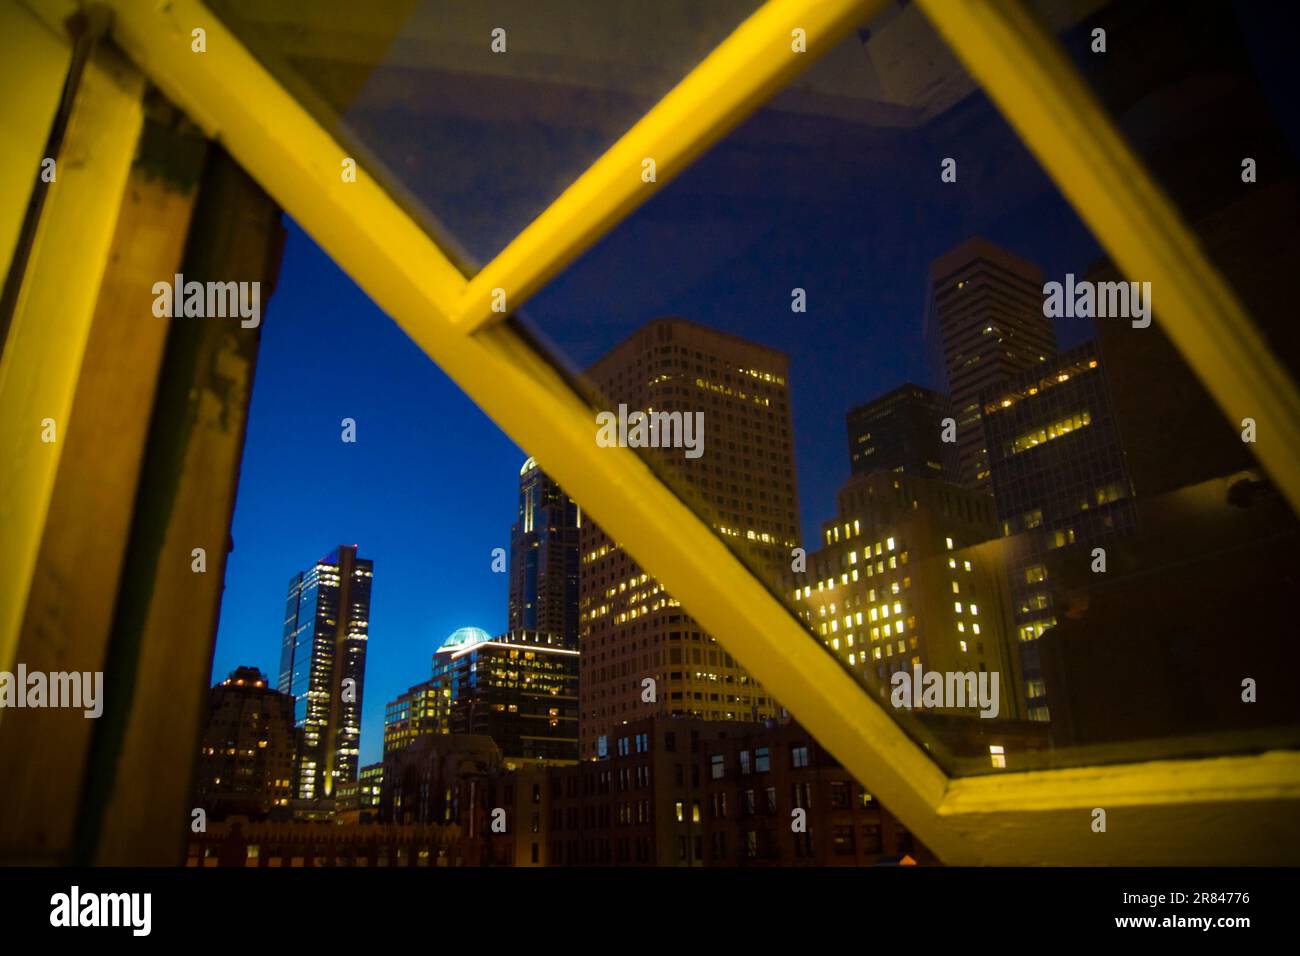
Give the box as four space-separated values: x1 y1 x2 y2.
385 626 579 764
437 626 493 654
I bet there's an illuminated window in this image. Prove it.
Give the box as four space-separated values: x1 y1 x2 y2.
1007 410 1092 455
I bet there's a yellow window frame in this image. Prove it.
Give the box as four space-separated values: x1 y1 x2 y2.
0 1 141 674
70 0 1300 863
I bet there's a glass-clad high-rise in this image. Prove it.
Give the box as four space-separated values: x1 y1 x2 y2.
279 545 373 800
508 457 581 646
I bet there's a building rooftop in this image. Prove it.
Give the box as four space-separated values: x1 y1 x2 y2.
437 626 493 654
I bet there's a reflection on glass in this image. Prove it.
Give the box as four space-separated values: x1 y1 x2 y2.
208 0 764 267
1032 0 1300 384
515 0 1300 775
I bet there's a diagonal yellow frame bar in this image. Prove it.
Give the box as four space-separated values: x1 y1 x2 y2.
100 0 957 861
451 0 884 332
918 0 1300 517
99 0 1300 864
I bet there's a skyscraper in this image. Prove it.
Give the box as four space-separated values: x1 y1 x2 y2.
578 317 800 759
846 383 956 481
279 545 373 800
925 238 1056 491
509 457 581 646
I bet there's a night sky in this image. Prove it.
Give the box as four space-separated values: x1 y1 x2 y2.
211 31 1109 768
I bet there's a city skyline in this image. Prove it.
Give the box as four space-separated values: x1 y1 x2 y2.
5 0 1297 889
223 269 1097 785
207 11 1111 769
204 0 1281 774
211 220 1098 769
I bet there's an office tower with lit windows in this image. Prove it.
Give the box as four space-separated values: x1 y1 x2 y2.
509 457 581 646
846 383 956 481
383 679 442 756
278 545 373 800
980 342 1136 721
392 626 580 767
925 237 1056 491
786 471 1023 720
195 667 296 819
334 761 384 824
579 318 800 759
357 763 384 811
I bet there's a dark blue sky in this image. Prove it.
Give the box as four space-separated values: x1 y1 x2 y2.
211 221 523 766
212 57 1104 769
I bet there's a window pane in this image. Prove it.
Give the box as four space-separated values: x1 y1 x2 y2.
510 0 1300 775
207 0 764 267
1027 0 1300 388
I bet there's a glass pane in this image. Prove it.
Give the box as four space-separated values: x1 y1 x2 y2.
511 0 1300 775
207 0 764 268
1029 0 1300 386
